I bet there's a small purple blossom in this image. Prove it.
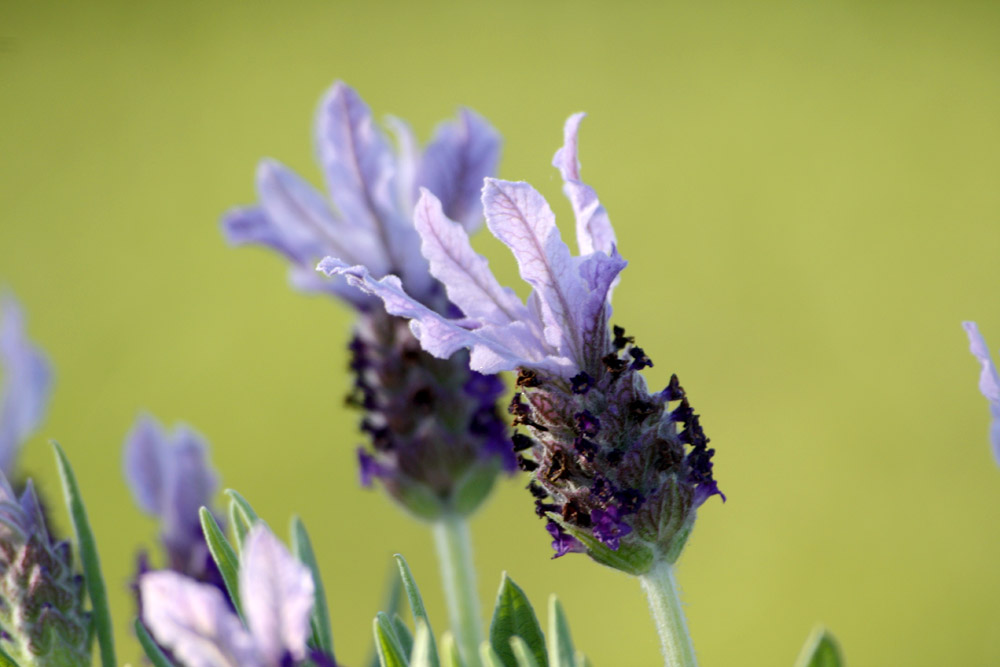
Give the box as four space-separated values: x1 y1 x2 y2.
141 525 316 667
123 414 220 577
0 293 53 478
963 321 1000 464
322 114 721 572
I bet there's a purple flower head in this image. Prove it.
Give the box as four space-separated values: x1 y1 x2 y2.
224 82 511 519
321 114 722 573
0 471 89 664
963 321 1000 464
124 414 221 578
0 293 53 479
141 524 316 667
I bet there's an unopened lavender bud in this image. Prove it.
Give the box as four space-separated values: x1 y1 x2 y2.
0 474 88 665
323 113 723 574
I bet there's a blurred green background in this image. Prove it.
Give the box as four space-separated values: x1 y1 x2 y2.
2 1 1000 665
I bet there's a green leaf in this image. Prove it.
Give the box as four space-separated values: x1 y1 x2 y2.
199 506 244 621
393 614 415 658
509 637 540 667
135 618 175 667
794 627 843 667
51 441 116 667
411 619 435 667
479 642 504 667
489 573 547 667
393 554 440 667
440 632 463 667
229 498 254 551
369 561 406 667
225 489 261 525
546 596 574 667
374 612 409 667
547 513 654 576
0 644 19 667
290 516 334 658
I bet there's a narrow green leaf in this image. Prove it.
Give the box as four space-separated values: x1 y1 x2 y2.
225 489 261 525
546 596 574 667
794 627 843 667
393 554 440 667
199 506 244 621
489 573 547 667
135 618 175 667
0 644 19 667
393 614 415 658
51 441 116 667
479 642 504 667
547 513 653 576
440 632 463 667
509 637 540 667
411 619 436 667
369 561 405 667
290 516 334 658
229 498 254 551
374 612 409 667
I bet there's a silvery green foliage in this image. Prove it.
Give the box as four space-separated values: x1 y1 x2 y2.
0 473 88 666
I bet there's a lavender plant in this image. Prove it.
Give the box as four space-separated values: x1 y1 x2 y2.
222 81 509 665
319 114 721 665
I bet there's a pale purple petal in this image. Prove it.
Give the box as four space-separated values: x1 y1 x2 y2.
386 115 420 212
161 426 218 558
221 206 306 263
17 479 46 537
964 321 1000 403
317 258 553 374
417 108 501 230
552 113 617 256
0 295 53 477
288 264 377 309
413 189 529 326
123 414 168 515
482 179 588 363
142 571 259 667
315 81 397 231
577 249 628 364
240 525 314 664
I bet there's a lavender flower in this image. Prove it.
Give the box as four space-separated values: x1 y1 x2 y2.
320 114 722 574
223 82 511 519
962 321 1000 464
0 294 53 479
141 524 318 667
0 471 88 665
124 414 221 582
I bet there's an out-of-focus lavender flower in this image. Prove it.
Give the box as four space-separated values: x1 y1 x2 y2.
0 293 53 479
223 82 511 519
0 471 88 665
124 414 221 581
962 321 1000 464
141 524 320 667
321 114 722 574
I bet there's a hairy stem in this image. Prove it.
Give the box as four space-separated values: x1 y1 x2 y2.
639 560 698 667
432 514 483 667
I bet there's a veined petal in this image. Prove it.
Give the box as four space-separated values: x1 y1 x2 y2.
417 108 501 231
413 189 528 326
288 264 377 309
317 258 545 373
482 178 588 364
141 571 259 667
577 249 627 365
0 294 53 477
552 113 617 257
385 115 420 213
240 525 314 664
123 414 169 515
963 321 1000 403
315 81 397 232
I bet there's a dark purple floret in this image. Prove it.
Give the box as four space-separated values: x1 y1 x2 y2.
511 433 535 452
570 372 595 395
545 521 584 559
629 347 653 370
358 448 383 487
590 506 632 550
574 410 601 437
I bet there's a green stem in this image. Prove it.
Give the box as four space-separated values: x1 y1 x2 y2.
638 561 698 667
432 514 483 667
